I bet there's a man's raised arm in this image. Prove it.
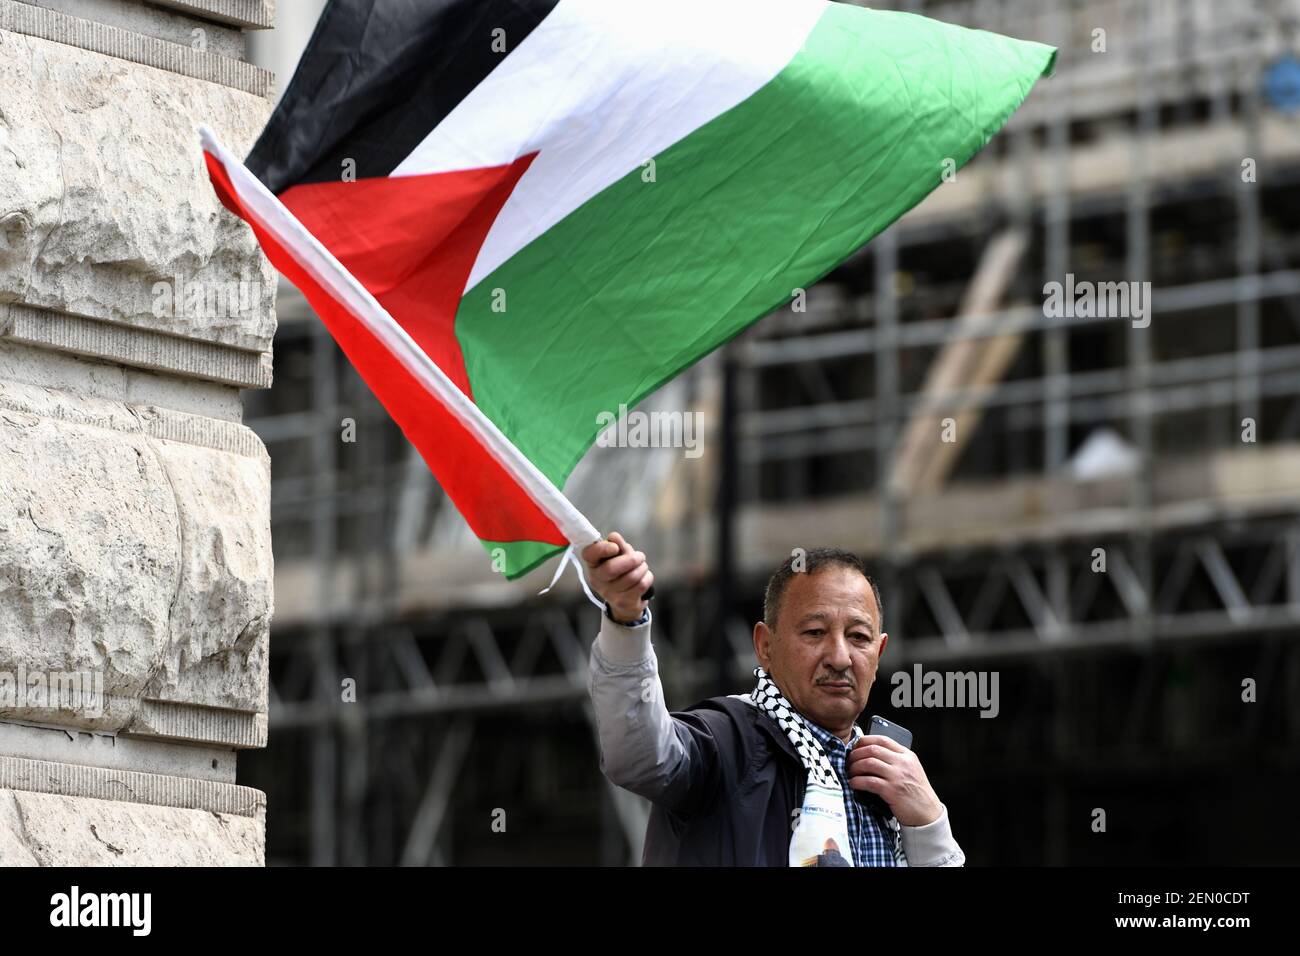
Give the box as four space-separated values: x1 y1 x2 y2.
582 534 719 815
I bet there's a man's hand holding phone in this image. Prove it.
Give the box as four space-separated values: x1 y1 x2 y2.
847 730 944 828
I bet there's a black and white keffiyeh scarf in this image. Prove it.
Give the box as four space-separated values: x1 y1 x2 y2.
750 666 904 866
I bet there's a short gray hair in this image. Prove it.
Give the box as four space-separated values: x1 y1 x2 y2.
762 548 883 633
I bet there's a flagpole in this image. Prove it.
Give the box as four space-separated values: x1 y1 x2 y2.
198 126 601 556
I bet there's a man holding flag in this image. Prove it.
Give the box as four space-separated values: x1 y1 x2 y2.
583 534 962 866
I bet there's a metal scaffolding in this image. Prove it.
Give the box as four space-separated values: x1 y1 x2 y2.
240 0 1300 865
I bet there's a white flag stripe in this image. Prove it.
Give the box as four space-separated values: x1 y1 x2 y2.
391 0 828 294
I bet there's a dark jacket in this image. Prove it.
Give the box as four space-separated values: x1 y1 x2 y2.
642 695 820 866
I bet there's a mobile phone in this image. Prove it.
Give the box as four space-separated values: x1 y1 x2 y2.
853 716 914 818
867 715 913 750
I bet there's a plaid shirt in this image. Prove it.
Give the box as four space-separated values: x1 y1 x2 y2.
798 714 901 867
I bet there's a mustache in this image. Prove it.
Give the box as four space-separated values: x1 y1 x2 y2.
815 674 856 688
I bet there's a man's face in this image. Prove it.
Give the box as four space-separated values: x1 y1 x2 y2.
752 565 888 739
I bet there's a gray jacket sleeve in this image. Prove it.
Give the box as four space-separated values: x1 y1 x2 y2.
586 611 721 815
899 804 966 866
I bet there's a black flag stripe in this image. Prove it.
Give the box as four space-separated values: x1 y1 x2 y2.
248 0 562 194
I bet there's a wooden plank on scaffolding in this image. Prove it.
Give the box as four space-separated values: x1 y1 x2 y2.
888 228 1029 496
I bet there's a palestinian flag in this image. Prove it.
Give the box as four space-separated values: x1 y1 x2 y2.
203 0 1055 579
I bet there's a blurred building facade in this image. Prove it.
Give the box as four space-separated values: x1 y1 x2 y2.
243 0 1300 865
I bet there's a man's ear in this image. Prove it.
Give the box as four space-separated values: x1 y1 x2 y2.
753 620 773 669
877 631 889 660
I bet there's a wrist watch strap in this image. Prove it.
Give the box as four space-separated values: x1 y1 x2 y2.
603 601 650 627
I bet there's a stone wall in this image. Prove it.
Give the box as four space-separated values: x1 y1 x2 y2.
0 0 275 865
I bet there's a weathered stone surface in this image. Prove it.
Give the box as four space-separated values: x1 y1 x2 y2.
142 435 272 711
0 790 36 865
0 339 245 424
0 789 264 865
17 0 250 59
149 0 275 31
0 719 237 782
124 699 267 749
0 0 275 868
0 754 263 815
0 30 275 353
0 1 272 95
0 380 271 729
2 302 274 389
0 412 179 730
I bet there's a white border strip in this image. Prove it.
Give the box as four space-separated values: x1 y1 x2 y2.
198 125 600 553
